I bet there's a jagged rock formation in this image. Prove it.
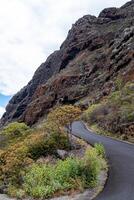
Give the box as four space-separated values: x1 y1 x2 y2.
0 0 134 126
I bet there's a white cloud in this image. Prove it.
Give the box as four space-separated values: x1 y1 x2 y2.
0 0 127 96
0 106 5 118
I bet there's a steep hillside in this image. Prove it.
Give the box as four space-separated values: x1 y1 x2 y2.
0 0 134 127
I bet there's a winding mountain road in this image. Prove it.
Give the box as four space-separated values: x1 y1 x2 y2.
72 121 134 200
0 121 134 200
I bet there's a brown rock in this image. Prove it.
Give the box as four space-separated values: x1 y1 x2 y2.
1 1 134 127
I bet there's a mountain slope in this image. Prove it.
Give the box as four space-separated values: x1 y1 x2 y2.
1 0 134 126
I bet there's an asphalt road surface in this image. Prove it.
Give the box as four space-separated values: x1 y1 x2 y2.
0 122 134 200
72 121 134 200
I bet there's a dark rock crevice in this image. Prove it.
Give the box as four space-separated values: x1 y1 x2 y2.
1 1 134 127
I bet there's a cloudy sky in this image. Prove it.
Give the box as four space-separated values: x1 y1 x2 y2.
0 0 127 117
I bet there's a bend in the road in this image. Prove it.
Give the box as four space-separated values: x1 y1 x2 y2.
72 121 134 200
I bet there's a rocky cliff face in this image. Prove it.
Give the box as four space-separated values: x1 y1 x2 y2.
1 0 134 126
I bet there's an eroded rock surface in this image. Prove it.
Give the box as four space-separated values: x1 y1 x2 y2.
1 1 134 126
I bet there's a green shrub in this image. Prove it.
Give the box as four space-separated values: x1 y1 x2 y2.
24 157 82 198
23 146 105 198
0 127 70 187
94 143 105 158
108 91 121 104
27 131 69 160
23 161 78 198
1 122 29 139
55 157 81 186
23 164 55 198
81 104 102 122
7 185 25 199
26 132 51 160
82 147 101 187
83 82 134 136
115 77 124 91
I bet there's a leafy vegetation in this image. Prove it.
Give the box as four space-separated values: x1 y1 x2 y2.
0 127 69 187
23 146 106 198
1 122 29 139
46 105 81 133
0 105 106 198
45 105 81 146
94 143 105 158
82 81 134 142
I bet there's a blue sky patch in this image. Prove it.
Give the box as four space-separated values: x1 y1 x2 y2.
0 94 11 107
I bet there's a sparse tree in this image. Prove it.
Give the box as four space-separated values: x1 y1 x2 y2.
47 105 81 143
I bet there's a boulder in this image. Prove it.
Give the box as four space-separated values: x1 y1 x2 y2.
56 150 68 160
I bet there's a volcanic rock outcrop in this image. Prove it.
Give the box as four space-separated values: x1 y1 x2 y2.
1 0 134 126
